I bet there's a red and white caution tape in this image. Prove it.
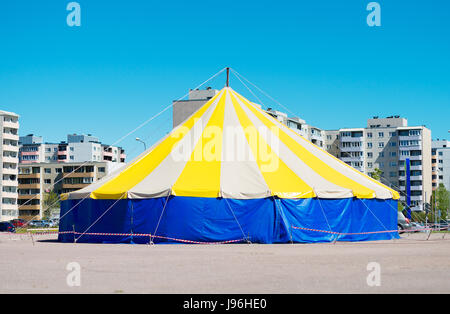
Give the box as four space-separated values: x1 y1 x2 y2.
291 225 448 235
3 230 246 245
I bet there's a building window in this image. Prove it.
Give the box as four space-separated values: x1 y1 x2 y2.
378 142 384 148
367 142 372 148
378 132 384 138
44 168 51 174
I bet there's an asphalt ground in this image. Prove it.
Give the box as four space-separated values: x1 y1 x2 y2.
0 232 449 293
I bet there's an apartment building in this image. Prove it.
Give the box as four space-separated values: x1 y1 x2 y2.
0 111 20 222
325 116 432 209
173 87 220 128
264 109 325 148
432 139 450 191
17 161 121 220
19 134 126 164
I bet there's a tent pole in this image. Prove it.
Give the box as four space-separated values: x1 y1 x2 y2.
226 67 230 87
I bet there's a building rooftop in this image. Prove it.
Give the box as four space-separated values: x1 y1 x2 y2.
0 110 19 117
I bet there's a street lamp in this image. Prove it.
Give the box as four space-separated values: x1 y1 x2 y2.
135 137 147 151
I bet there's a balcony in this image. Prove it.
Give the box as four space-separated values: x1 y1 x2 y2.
3 144 19 153
340 136 364 143
1 203 18 210
3 120 19 129
18 183 40 189
339 145 364 152
2 167 18 175
18 204 40 210
399 185 422 191
398 165 422 171
2 132 19 141
341 156 364 163
18 194 40 200
2 180 18 187
18 173 40 179
399 135 421 142
63 172 95 178
2 156 18 163
62 183 89 189
399 155 422 161
2 191 18 198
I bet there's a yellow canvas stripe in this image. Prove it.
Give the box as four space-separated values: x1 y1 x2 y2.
91 90 224 199
229 92 315 198
232 90 377 199
171 90 228 197
244 96 399 199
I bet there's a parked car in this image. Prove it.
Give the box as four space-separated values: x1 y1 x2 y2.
40 220 52 227
49 218 59 227
398 212 412 233
411 222 426 232
28 220 50 228
9 219 26 228
0 222 16 233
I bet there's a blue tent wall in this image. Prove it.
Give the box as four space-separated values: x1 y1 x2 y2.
58 197 399 244
280 198 399 242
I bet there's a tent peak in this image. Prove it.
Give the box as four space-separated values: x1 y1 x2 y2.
226 67 230 87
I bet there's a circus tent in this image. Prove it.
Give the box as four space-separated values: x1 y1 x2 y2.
59 87 400 244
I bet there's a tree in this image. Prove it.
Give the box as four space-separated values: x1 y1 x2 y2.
43 190 60 219
370 168 383 182
430 184 449 222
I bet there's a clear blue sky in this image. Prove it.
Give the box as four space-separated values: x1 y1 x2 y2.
1 1 449 160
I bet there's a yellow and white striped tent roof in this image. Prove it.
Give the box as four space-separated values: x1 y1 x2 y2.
65 87 400 200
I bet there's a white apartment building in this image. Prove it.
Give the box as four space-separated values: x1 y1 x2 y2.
432 140 450 191
264 109 325 148
19 134 126 164
0 110 19 222
18 161 121 220
325 116 432 208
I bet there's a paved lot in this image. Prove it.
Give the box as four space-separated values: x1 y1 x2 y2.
0 233 449 294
